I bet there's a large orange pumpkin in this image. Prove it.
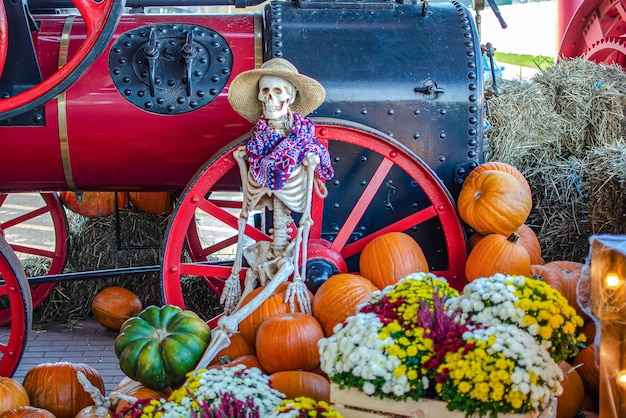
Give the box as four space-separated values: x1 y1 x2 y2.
531 260 588 322
239 282 312 346
22 362 105 418
210 332 255 365
457 170 532 236
359 232 428 289
573 344 599 402
469 224 544 265
113 377 170 413
463 162 532 197
91 286 143 331
556 362 584 418
269 370 330 402
128 192 173 215
0 407 56 418
465 232 531 282
256 313 324 374
0 378 29 416
59 191 128 218
312 273 378 337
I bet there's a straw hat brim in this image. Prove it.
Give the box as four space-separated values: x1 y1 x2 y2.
228 63 326 123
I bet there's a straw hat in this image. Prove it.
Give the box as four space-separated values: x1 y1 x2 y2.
228 58 326 123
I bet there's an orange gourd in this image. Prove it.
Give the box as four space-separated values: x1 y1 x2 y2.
22 362 105 418
312 273 377 337
128 192 173 215
208 354 266 374
470 224 544 265
359 232 428 289
531 260 588 321
91 286 143 331
239 282 312 346
113 377 170 414
457 170 532 236
256 313 324 374
0 378 29 416
0 407 56 418
59 191 128 218
465 232 531 282
463 162 532 197
210 332 255 365
573 344 599 402
269 370 331 402
556 362 584 418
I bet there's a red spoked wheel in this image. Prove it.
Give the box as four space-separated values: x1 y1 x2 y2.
0 1 7 77
0 0 125 120
0 235 32 377
559 0 626 66
0 193 67 325
162 120 468 325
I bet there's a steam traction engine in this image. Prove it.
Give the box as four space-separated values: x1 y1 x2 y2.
0 0 487 376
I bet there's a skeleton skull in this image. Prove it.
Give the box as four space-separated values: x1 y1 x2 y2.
258 75 296 120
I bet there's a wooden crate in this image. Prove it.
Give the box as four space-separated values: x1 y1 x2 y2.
330 384 551 418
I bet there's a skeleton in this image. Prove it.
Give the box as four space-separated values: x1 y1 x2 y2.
194 72 328 370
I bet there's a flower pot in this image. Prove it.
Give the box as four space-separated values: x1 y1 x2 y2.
330 384 555 418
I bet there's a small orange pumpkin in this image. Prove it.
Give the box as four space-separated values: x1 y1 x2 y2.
573 344 599 402
256 313 324 374
59 191 128 218
556 362 584 418
209 354 266 374
312 273 378 337
209 332 255 365
113 377 170 413
359 232 428 289
465 232 531 282
269 370 330 402
239 282 312 346
92 286 143 331
457 170 532 236
470 224 544 265
531 260 588 321
128 192 173 215
0 378 29 416
0 407 56 418
463 162 532 197
22 362 105 418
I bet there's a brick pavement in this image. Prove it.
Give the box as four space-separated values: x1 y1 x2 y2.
11 317 127 395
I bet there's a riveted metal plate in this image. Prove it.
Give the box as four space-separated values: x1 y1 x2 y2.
109 23 233 115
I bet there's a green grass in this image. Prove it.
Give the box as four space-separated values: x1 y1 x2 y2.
494 52 555 70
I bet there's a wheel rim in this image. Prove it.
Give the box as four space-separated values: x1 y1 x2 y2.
0 236 32 377
559 0 626 66
163 120 467 324
0 1 7 78
0 0 125 120
0 193 67 325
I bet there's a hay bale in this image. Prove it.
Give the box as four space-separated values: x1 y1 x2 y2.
486 58 626 263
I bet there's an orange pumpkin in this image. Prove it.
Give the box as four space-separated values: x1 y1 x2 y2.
470 224 544 265
269 370 330 402
465 232 531 282
0 378 29 416
210 332 255 366
463 162 532 197
22 362 105 418
573 344 599 402
312 273 378 337
209 354 266 374
239 282 312 346
359 232 428 289
113 377 170 414
91 286 143 331
128 192 173 215
59 191 128 218
457 170 532 236
0 407 56 418
556 362 584 418
74 405 110 418
531 260 588 321
256 313 324 373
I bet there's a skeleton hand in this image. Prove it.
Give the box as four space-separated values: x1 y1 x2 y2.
220 273 242 314
285 277 312 314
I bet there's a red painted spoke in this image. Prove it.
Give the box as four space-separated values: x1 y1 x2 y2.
309 182 326 238
340 205 438 259
0 342 7 354
1 206 50 229
0 287 6 297
196 198 269 242
179 262 234 278
330 158 394 252
9 244 56 259
197 235 239 260
0 194 7 206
